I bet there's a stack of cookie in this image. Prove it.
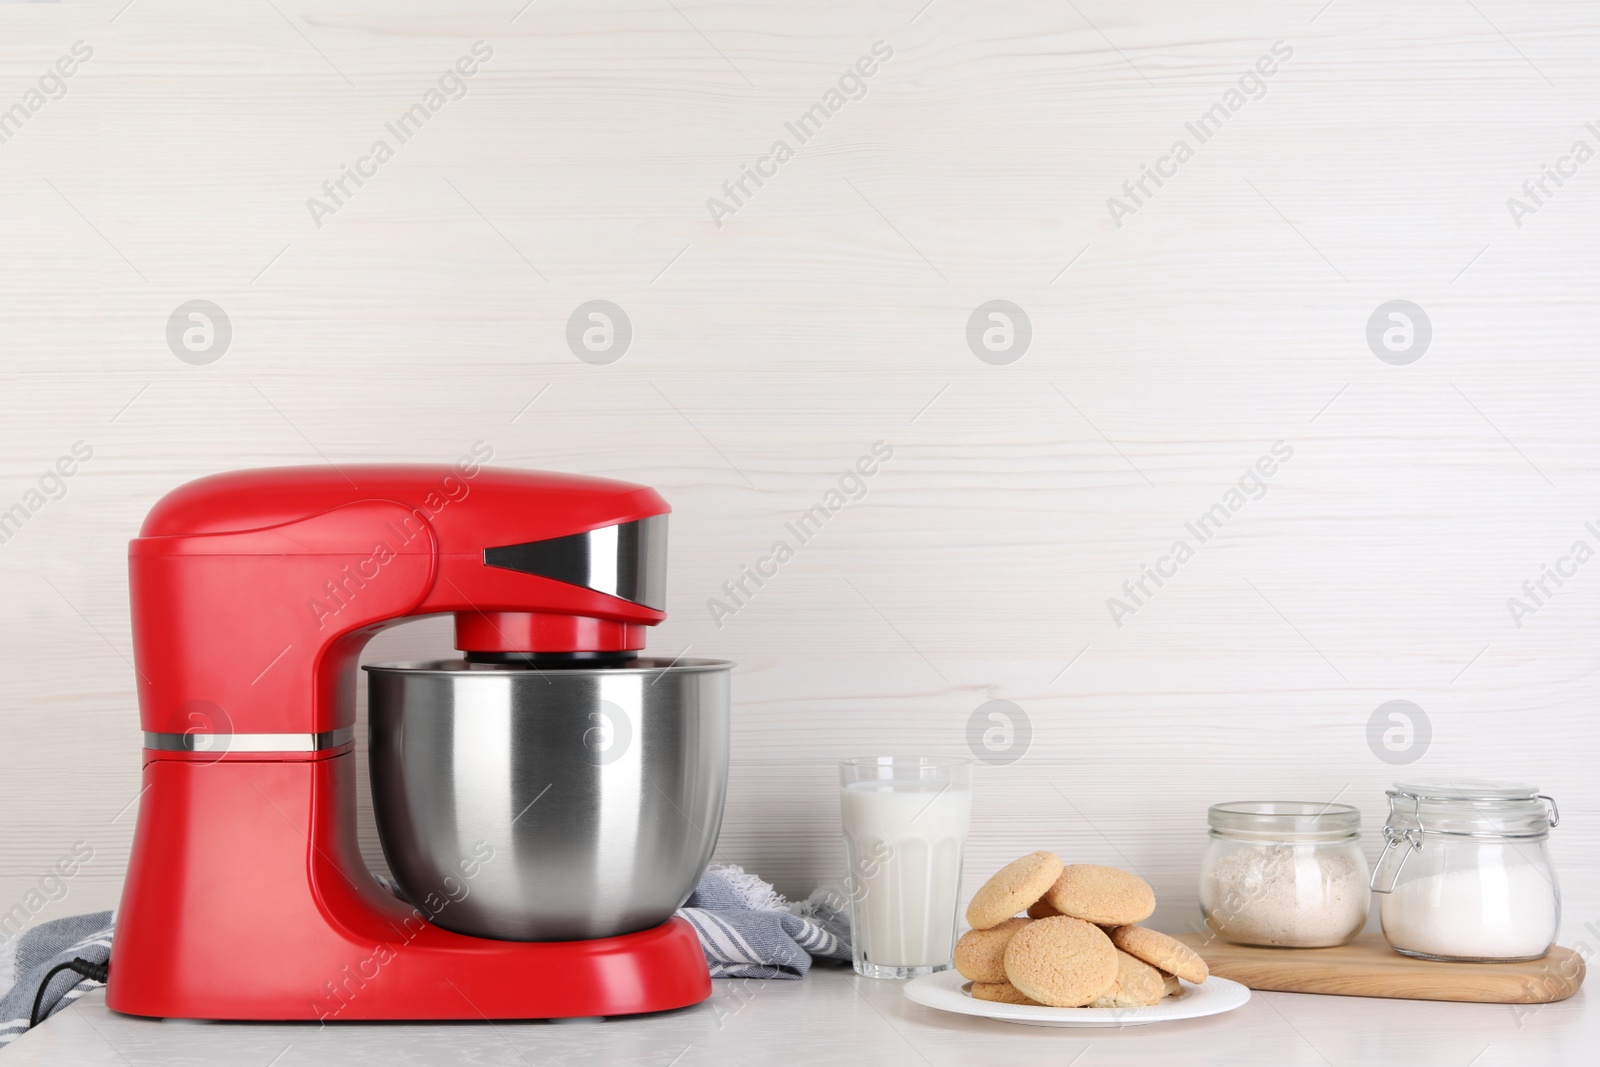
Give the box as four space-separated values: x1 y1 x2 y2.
953 851 1208 1008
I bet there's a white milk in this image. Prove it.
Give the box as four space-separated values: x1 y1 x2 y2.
840 781 972 971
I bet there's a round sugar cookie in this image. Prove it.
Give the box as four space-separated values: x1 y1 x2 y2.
965 851 1064 930
1042 864 1156 926
1001 916 1118 1008
1086 949 1167 1008
969 980 1040 1006
1025 897 1061 919
1107 924 1209 984
954 917 1030 983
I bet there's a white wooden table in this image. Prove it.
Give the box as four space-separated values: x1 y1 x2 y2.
8 970 1593 1066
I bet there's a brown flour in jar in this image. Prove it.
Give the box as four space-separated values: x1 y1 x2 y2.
1203 845 1368 947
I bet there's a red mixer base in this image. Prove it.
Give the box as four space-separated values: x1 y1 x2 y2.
110 915 712 1022
107 755 712 1021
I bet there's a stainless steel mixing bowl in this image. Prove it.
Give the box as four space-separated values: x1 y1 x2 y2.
364 657 732 941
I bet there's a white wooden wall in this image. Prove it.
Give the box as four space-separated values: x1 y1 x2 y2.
2 0 1597 942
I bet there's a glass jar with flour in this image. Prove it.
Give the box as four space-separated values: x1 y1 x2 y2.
1199 802 1370 948
1371 780 1560 962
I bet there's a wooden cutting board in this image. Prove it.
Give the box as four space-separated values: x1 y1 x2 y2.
1175 933 1585 1004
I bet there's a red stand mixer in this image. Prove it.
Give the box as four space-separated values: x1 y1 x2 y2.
107 462 732 1020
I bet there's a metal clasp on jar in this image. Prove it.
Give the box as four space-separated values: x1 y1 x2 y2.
1370 790 1424 895
1369 788 1561 894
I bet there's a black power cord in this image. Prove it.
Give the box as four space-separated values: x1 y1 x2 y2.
29 957 108 1030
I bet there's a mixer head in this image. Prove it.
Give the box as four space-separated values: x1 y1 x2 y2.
128 461 674 739
463 513 668 667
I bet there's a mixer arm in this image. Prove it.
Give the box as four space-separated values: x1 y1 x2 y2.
130 499 440 739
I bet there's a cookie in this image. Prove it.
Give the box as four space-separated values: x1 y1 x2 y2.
954 917 1030 983
1086 949 1167 1008
1107 924 1209 984
969 980 1040 1006
965 851 1064 930
1042 864 1156 926
1161 971 1182 997
1002 916 1118 1008
1025 897 1061 919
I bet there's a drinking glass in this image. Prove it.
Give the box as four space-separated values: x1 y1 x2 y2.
838 756 972 979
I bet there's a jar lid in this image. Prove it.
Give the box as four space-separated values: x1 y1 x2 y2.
1392 777 1538 800
1385 778 1557 838
1208 801 1361 839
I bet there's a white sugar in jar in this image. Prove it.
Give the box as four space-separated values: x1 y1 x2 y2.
1372 780 1561 962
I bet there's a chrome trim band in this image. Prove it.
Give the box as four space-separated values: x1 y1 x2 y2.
143 726 356 752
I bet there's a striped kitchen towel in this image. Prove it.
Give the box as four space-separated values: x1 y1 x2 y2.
1 866 849 1039
0 911 114 1046
678 865 852 979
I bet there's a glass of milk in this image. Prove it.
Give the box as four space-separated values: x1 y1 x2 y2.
839 756 973 979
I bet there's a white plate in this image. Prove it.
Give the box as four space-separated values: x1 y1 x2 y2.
903 970 1250 1028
